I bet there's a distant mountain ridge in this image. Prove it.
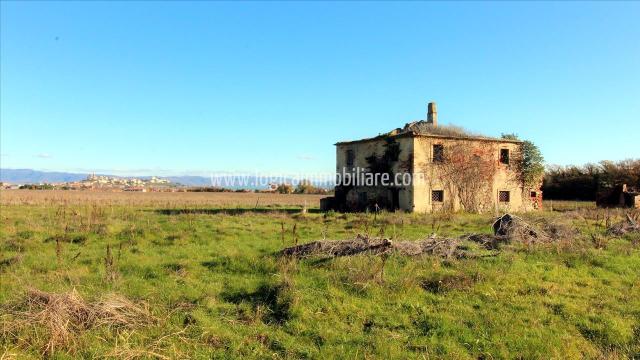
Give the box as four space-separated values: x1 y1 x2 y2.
0 169 89 184
0 169 332 189
0 168 214 186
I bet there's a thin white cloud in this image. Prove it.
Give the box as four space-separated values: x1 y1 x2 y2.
35 153 53 159
297 154 316 161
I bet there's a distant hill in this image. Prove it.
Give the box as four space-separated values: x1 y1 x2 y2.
0 169 208 186
0 169 333 190
163 176 212 187
0 169 89 184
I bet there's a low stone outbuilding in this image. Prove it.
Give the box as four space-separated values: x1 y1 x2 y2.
597 184 640 209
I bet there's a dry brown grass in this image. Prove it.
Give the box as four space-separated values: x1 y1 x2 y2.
0 189 325 207
1 288 154 356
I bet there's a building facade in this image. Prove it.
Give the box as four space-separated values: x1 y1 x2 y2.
326 103 542 213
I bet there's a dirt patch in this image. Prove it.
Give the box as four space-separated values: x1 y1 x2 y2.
421 273 480 294
43 234 87 244
221 282 293 325
0 255 22 272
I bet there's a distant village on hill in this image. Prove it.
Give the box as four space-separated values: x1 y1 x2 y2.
2 173 178 192
0 171 330 195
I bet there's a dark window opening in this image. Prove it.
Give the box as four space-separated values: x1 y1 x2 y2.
358 192 367 206
432 190 444 202
391 188 400 210
499 191 510 202
433 144 444 163
500 149 510 165
346 149 355 167
530 191 537 198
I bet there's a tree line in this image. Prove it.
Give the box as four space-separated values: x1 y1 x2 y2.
542 159 640 201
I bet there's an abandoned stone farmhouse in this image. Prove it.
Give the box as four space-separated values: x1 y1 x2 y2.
323 102 542 213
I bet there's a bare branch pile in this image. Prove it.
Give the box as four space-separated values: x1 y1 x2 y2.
280 234 470 258
280 234 466 259
279 234 390 258
393 236 463 258
607 214 640 236
492 213 550 244
280 214 573 259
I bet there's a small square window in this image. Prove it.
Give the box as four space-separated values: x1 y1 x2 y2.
499 191 510 202
432 190 444 202
500 149 510 165
433 144 444 163
530 191 537 198
346 149 355 167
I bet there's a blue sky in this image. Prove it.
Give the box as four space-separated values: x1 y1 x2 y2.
1 1 639 176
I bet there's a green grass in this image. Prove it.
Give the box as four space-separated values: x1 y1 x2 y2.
543 200 597 212
1 202 639 359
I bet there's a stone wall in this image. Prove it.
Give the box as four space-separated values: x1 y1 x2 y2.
334 134 540 213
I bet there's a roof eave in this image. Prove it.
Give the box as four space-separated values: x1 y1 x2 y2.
335 132 522 145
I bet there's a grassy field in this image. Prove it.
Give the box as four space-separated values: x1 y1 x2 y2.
0 189 325 207
1 190 639 359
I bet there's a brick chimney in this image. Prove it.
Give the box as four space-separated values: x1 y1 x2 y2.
427 102 437 127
